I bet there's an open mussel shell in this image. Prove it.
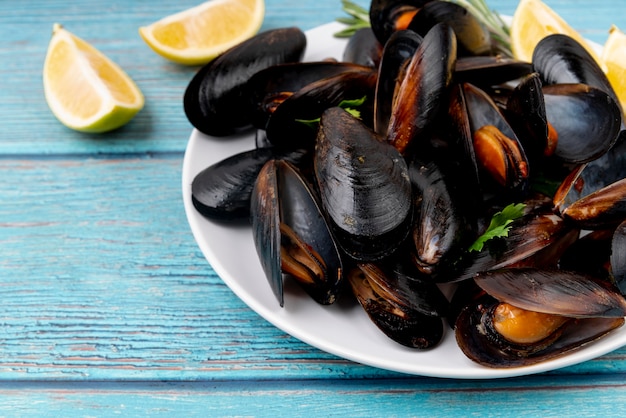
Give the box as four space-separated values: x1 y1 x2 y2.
455 267 626 368
462 82 530 193
455 206 580 281
369 0 431 45
386 22 457 155
251 159 343 307
554 130 626 229
314 107 413 261
542 83 622 164
265 67 377 150
192 147 309 222
407 0 492 56
184 27 306 137
373 29 423 136
347 264 445 349
474 268 626 318
247 61 371 130
532 34 621 116
455 292 625 368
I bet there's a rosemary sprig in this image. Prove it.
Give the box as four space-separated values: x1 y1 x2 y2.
334 0 370 38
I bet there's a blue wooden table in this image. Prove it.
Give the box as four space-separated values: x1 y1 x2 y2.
2 0 626 415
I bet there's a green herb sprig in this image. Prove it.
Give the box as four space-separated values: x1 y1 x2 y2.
296 96 367 128
468 203 526 252
334 0 370 38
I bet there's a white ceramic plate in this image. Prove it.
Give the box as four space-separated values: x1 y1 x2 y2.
182 21 626 379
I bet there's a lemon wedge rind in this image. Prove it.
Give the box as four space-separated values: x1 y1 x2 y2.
43 23 144 133
139 0 265 66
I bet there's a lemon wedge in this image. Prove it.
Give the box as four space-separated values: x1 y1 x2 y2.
139 0 265 66
510 0 603 68
602 25 626 116
43 24 144 133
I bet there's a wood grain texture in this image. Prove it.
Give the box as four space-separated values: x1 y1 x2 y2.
2 0 626 414
2 376 626 417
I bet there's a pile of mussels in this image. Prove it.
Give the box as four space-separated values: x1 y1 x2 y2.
185 0 626 368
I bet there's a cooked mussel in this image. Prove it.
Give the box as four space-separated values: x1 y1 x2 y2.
369 0 431 45
265 66 377 149
247 61 372 130
455 205 580 282
347 262 446 348
542 83 622 164
386 22 457 155
462 82 530 193
532 33 622 117
314 107 413 261
251 159 343 307
553 130 626 229
184 27 307 136
373 29 423 135
455 268 626 368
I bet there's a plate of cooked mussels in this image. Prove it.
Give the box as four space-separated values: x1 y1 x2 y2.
182 1 626 379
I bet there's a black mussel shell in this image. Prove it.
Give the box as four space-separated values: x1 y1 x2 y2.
369 0 431 45
343 27 384 68
441 83 482 203
348 266 444 349
455 208 580 281
408 0 492 56
247 61 370 130
386 22 457 155
191 147 309 222
374 29 423 136
455 55 533 88
184 27 306 137
455 292 625 368
265 67 377 150
505 72 552 163
612 220 626 295
315 107 413 261
251 159 343 307
463 82 530 193
358 262 450 317
553 130 626 229
474 268 626 318
542 84 621 164
532 34 621 116
558 229 614 279
407 151 478 278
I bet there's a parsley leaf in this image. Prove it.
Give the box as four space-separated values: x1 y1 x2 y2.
468 203 526 252
295 96 366 127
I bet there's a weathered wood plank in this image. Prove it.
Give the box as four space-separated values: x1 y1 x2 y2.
1 375 626 417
